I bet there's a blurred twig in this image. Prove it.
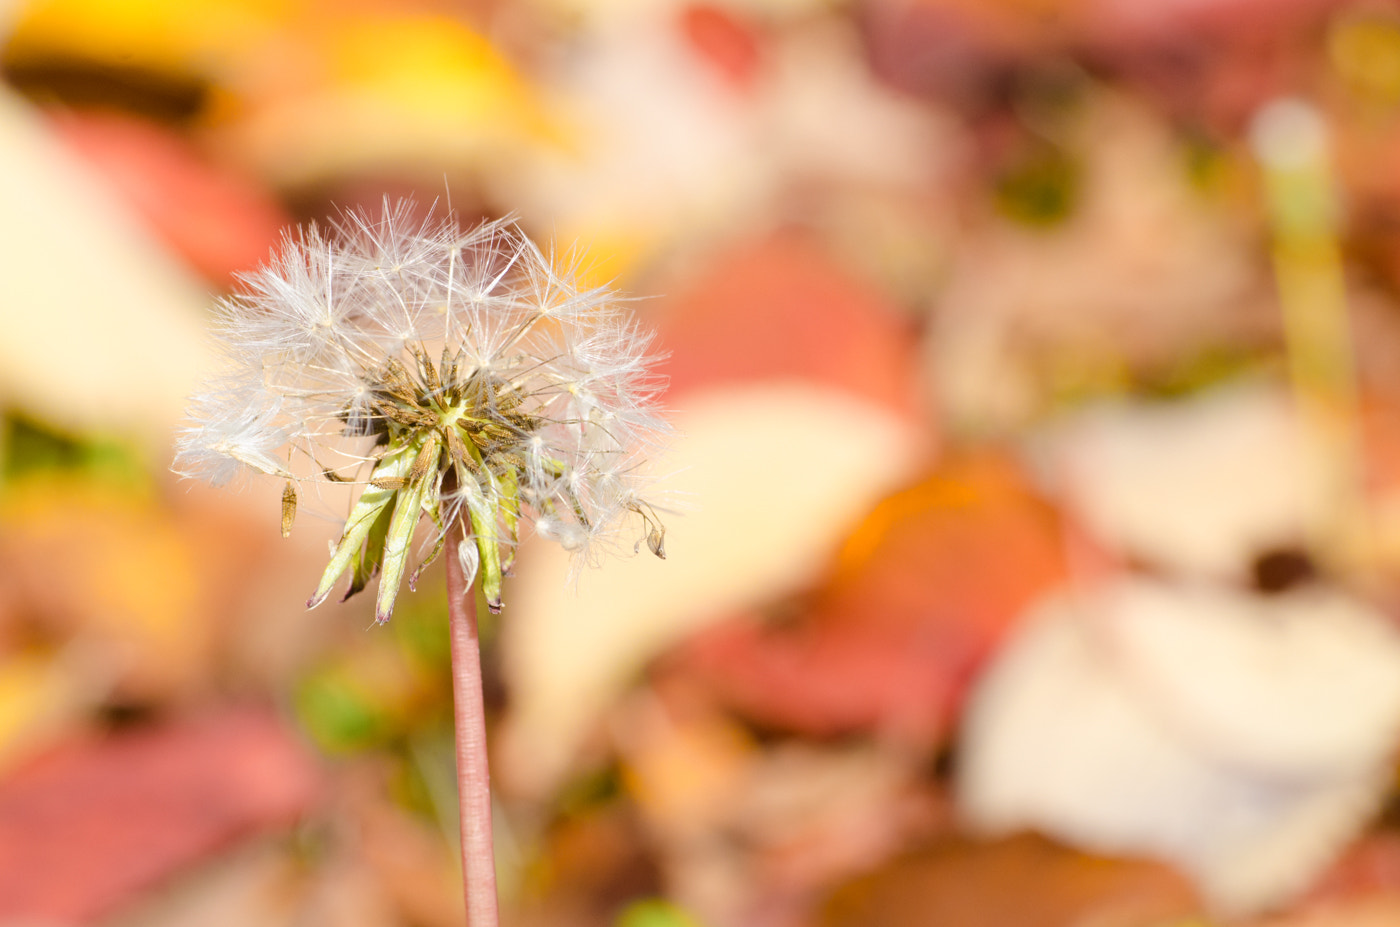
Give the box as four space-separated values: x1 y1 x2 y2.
1254 99 1368 572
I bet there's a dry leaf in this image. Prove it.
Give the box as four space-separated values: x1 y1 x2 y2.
48 110 290 283
0 86 210 439
821 833 1199 927
674 455 1064 743
0 709 321 925
656 232 923 416
1039 383 1331 581
958 578 1400 915
497 383 923 798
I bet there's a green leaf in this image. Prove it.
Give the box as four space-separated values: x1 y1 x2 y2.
295 665 392 754
614 899 705 927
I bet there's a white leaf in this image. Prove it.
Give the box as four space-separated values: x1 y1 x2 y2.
958 579 1400 916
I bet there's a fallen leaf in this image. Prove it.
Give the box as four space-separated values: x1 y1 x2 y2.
656 231 922 418
48 110 291 284
1307 832 1400 902
1040 382 1330 581
958 578 1400 915
0 709 322 925
228 14 554 187
821 833 1199 927
497 384 923 798
0 86 210 439
0 479 216 703
674 455 1065 743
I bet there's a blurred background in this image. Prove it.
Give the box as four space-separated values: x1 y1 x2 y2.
6 0 1400 925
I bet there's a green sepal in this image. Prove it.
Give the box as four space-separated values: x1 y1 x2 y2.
307 443 415 609
455 436 505 612
375 434 442 623
458 474 504 613
498 467 520 575
342 501 393 602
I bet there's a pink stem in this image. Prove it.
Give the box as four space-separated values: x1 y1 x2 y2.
445 525 500 927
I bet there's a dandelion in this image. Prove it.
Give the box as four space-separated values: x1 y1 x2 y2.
174 201 669 620
173 200 670 927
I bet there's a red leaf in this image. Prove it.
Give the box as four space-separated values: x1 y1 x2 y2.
47 110 290 284
679 4 764 92
0 709 322 924
655 232 922 419
677 455 1065 744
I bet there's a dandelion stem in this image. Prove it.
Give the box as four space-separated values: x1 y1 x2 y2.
445 517 500 927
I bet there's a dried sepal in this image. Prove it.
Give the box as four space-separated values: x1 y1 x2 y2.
377 358 420 405
412 343 443 398
408 437 442 485
280 481 297 538
630 501 667 560
408 502 448 593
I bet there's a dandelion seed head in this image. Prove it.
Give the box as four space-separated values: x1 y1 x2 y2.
175 200 670 618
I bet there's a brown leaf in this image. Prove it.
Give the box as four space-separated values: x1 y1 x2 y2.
821 833 1200 927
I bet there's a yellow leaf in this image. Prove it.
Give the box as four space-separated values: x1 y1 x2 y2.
7 0 291 77
0 653 85 769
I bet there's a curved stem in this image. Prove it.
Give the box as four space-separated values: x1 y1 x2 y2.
445 522 500 927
